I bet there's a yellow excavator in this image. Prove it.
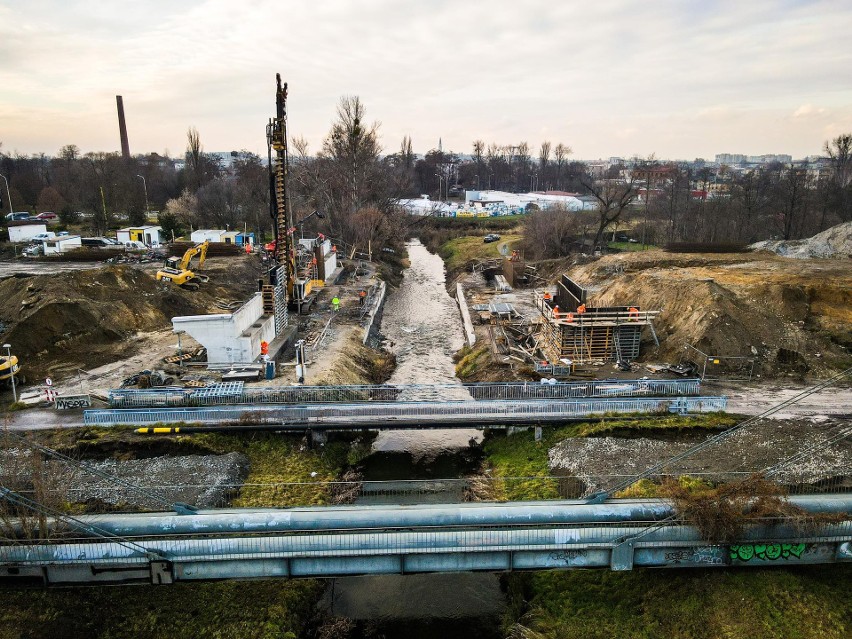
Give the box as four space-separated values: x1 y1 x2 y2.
0 353 21 386
156 240 210 291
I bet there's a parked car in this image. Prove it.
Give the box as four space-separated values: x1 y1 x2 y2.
22 244 43 257
31 232 56 242
124 240 147 250
4 212 31 221
35 212 57 220
483 233 501 243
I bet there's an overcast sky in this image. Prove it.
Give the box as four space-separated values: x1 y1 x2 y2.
2 0 851 160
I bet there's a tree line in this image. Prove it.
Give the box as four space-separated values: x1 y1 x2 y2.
2 103 850 260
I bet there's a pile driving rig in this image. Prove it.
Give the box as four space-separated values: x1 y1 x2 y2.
266 74 322 322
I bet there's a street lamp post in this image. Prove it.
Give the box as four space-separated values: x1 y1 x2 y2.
3 343 16 403
0 174 12 216
136 175 149 219
474 174 480 190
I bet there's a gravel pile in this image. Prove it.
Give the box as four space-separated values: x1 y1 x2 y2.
0 451 250 510
548 417 851 494
750 221 852 259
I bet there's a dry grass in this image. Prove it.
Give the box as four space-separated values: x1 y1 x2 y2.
662 473 847 542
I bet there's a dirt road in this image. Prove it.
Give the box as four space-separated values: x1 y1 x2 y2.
707 380 851 418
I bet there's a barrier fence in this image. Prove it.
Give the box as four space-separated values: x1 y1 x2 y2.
107 378 702 408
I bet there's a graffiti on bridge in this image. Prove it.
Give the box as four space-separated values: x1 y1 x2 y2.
549 550 588 564
664 547 723 565
729 543 807 562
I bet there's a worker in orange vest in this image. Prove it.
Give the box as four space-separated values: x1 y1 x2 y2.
244 242 252 255
552 305 560 318
543 291 552 302
628 306 640 321
260 341 269 356
577 303 586 314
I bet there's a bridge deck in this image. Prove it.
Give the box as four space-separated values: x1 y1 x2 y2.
84 395 727 428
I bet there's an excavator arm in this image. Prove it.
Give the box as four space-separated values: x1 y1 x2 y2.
179 240 210 271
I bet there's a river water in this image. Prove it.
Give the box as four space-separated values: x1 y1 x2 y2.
317 239 506 638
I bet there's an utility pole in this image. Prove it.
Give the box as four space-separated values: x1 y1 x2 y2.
136 175 149 218
0 174 12 214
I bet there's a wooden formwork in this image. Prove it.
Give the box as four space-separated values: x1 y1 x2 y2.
536 274 658 364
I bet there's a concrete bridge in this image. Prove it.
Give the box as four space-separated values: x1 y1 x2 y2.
1 496 849 586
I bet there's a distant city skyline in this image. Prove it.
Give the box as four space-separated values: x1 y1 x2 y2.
2 1 851 160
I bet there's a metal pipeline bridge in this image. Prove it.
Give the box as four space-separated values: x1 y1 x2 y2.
1 496 850 586
2 371 848 587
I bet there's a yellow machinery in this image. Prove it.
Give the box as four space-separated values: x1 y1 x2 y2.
156 240 210 291
0 353 20 384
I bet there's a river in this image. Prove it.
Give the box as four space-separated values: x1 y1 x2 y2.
316 239 507 638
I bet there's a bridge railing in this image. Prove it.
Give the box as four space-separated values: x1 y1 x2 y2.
85 396 727 427
107 379 702 408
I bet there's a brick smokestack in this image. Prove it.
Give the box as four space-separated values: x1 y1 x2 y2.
116 95 130 158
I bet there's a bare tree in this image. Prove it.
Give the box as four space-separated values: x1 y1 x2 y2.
553 143 571 190
581 173 639 249
824 133 852 221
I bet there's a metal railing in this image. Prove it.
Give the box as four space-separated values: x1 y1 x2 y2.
107 378 703 408
86 396 728 427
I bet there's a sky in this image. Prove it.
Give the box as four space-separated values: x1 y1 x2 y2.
1 0 851 160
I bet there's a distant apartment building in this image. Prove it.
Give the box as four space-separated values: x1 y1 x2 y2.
716 153 792 165
715 153 747 165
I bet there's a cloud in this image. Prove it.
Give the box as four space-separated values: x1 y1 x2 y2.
792 104 827 118
1 0 851 159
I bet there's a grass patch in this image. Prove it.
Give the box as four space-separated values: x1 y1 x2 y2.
454 342 491 380
504 565 852 639
438 234 522 272
608 241 658 251
0 579 323 639
191 432 353 508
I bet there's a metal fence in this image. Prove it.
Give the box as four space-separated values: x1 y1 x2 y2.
86 396 728 427
107 378 703 408
684 344 755 381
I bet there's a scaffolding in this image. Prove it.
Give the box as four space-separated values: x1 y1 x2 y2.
535 274 660 365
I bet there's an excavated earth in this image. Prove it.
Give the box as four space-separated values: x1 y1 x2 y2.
0 257 261 380
562 250 851 377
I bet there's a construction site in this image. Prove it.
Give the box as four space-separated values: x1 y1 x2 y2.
0 76 849 639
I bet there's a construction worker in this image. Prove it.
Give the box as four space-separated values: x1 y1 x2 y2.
244 243 252 255
577 303 586 314
359 290 367 307
260 341 269 356
552 305 560 318
628 306 640 321
543 291 552 302
332 297 340 312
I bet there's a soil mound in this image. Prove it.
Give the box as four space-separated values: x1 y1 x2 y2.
0 257 261 379
568 251 851 377
750 221 852 259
